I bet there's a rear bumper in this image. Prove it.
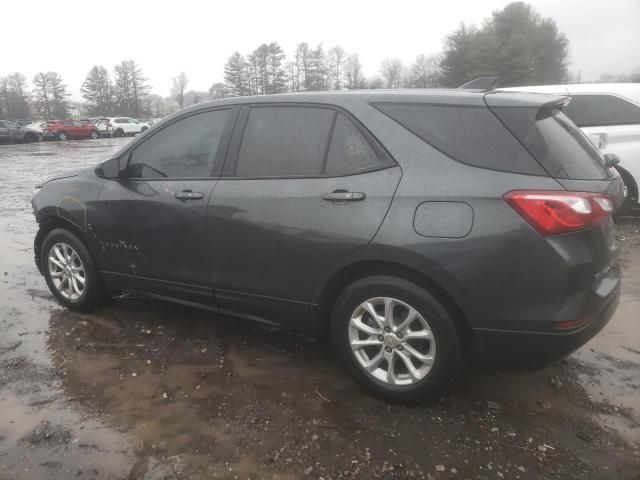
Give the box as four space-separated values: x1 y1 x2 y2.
472 267 621 369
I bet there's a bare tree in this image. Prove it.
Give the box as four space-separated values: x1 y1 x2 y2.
408 54 443 88
0 73 31 118
328 46 346 90
344 54 365 89
171 72 189 109
380 58 405 88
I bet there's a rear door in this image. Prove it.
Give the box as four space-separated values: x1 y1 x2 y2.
94 107 235 304
207 104 401 329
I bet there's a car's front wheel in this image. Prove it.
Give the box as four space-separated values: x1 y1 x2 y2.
90 130 99 139
57 131 68 141
41 228 105 312
331 275 463 402
23 132 38 143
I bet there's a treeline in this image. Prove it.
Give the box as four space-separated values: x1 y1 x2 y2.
2 2 638 121
0 60 157 120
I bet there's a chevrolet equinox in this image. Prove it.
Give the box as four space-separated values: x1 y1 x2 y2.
32 90 624 401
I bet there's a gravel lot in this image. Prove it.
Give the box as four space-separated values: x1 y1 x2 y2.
0 139 639 479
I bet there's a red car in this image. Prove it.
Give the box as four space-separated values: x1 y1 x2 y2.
42 120 100 141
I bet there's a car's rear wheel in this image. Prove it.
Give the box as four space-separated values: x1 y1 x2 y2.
90 130 99 139
57 131 68 141
615 168 638 218
41 228 105 312
331 275 463 402
114 128 124 137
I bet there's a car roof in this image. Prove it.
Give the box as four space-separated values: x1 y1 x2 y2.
171 88 564 114
497 83 640 104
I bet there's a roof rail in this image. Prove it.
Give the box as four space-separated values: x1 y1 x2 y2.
457 77 499 91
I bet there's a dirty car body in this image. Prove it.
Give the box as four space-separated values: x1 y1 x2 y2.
32 90 623 400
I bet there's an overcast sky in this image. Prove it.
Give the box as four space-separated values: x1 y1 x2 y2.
2 0 639 101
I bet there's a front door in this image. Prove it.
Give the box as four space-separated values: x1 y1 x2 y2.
207 105 401 329
94 107 234 304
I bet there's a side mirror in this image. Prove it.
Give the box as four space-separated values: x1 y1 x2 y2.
604 153 620 169
95 157 125 179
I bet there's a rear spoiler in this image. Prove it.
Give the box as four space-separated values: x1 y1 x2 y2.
458 77 499 91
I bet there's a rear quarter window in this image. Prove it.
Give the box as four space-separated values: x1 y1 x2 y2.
373 103 544 175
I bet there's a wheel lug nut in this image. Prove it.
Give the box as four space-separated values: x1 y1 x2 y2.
385 346 392 353
378 335 384 341
398 345 404 351
384 327 390 333
397 333 403 339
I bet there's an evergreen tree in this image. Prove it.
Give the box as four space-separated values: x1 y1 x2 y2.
308 44 328 91
32 72 69 119
223 52 250 97
209 82 227 100
113 60 149 116
267 42 287 94
440 2 568 87
81 66 113 116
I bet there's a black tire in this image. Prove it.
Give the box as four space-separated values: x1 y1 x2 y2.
90 130 99 139
57 131 68 141
41 228 106 312
331 275 463 402
115 128 124 137
24 132 37 143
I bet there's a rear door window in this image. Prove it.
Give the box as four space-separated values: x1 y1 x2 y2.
373 103 544 175
570 94 640 127
235 106 334 177
127 109 230 178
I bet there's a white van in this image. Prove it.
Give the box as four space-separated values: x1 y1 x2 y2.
498 84 640 214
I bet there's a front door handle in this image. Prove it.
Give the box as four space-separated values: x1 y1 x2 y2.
322 191 366 203
174 190 204 200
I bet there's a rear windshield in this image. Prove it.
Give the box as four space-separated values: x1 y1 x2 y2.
373 103 545 175
490 106 608 180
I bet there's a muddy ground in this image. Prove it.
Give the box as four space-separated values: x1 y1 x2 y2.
0 138 639 480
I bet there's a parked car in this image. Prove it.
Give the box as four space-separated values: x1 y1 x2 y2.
93 118 111 137
0 120 41 143
24 122 47 135
15 119 34 128
105 117 151 137
42 120 100 141
32 91 623 401
498 83 640 215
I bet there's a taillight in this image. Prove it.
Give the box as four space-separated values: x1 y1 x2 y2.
503 190 614 236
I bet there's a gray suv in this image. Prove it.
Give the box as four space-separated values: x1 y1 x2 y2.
32 90 623 401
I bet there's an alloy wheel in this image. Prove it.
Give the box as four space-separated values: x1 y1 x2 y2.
47 242 86 301
348 297 436 386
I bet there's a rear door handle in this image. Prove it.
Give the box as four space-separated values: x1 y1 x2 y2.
174 190 204 200
322 191 366 203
